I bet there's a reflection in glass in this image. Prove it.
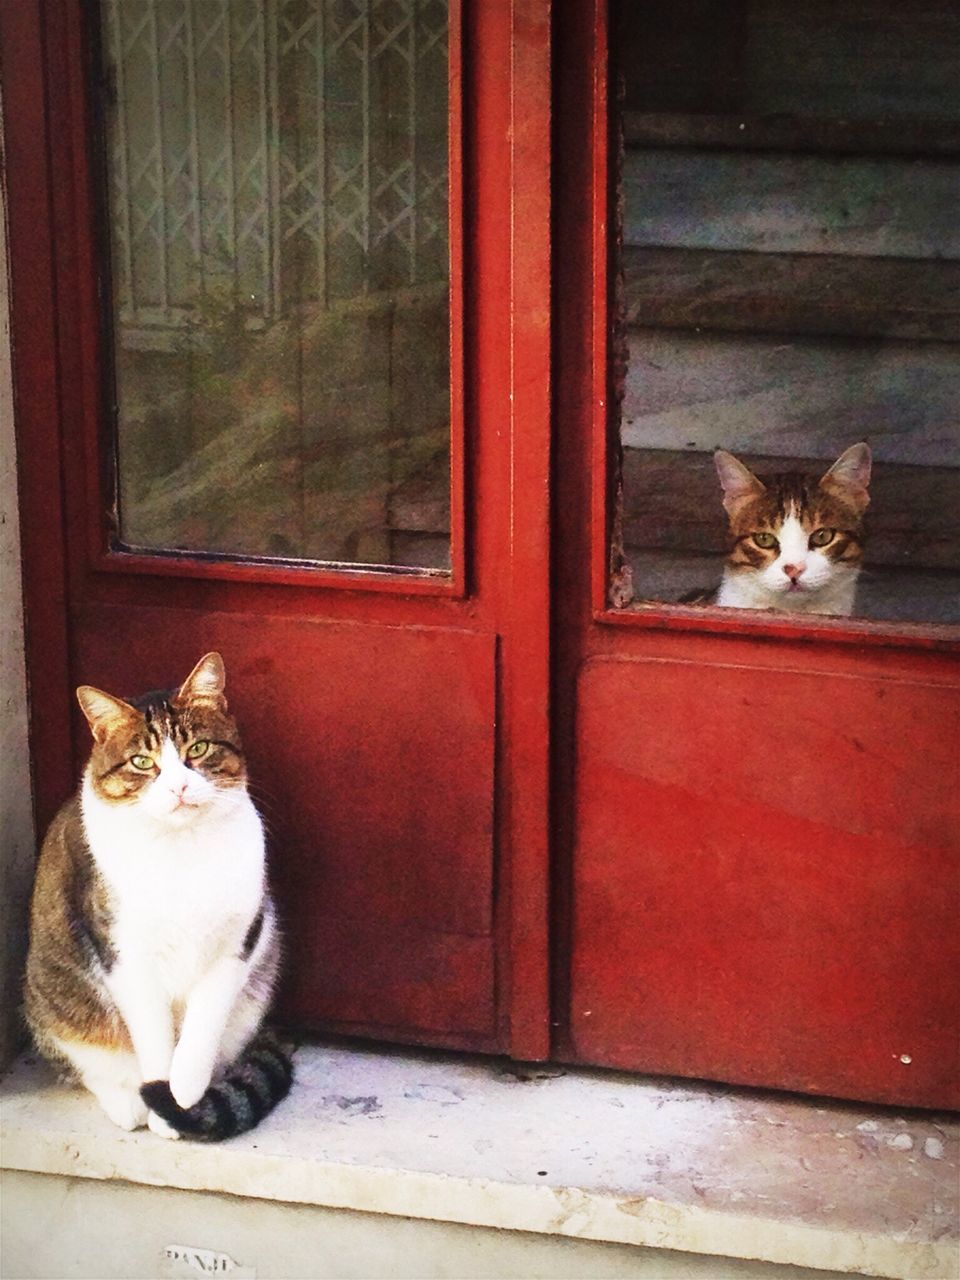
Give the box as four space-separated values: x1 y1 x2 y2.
100 0 451 570
614 0 960 624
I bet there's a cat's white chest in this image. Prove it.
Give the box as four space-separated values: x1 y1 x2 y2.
82 782 265 996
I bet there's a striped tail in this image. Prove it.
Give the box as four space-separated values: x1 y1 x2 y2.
140 1036 293 1141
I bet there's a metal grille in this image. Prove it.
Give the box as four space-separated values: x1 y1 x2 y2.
102 0 449 331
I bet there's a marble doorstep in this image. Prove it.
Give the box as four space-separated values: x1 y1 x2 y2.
1 1043 957 1280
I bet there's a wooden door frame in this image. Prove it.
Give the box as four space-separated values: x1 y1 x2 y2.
1 0 552 1061
1 2 76 830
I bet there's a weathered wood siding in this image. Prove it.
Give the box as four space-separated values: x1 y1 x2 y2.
624 151 959 260
622 247 960 343
621 330 960 466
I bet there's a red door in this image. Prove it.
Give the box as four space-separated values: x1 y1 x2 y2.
553 0 960 1109
6 0 958 1109
3 0 551 1061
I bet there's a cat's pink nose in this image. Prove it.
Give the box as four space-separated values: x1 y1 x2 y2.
783 563 805 581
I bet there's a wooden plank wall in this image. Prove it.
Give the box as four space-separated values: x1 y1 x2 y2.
623 151 960 260
621 330 960 468
623 247 960 343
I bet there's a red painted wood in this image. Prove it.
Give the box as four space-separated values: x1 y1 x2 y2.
92 551 462 598
502 0 553 1061
6 0 554 1057
551 0 602 1067
552 0 960 1108
590 0 613 619
75 606 497 1045
284 918 495 1043
447 0 467 597
569 657 960 1109
0 0 76 832
599 603 960 655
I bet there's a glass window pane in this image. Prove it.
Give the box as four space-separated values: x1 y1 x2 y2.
614 0 960 625
99 0 451 571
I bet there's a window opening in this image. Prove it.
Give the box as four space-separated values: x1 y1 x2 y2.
97 0 453 572
611 0 960 625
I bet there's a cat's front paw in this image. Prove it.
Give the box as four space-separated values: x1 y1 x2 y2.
97 1087 148 1131
147 1110 182 1140
169 1054 212 1109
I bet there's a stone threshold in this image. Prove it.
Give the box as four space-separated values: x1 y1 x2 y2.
1 1042 957 1280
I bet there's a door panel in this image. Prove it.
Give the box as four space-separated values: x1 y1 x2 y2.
569 657 960 1108
552 0 960 1108
73 603 497 1039
5 0 551 1057
287 918 494 1040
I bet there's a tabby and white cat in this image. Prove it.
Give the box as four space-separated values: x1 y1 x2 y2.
25 653 291 1140
711 443 872 615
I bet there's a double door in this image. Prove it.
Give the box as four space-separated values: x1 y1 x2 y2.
4 0 957 1107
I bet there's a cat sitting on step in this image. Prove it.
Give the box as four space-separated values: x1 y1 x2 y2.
25 652 291 1140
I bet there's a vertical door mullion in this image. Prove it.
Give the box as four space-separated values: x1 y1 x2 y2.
503 0 553 1061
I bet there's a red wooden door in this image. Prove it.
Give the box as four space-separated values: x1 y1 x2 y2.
2 0 551 1060
7 0 958 1110
553 0 960 1110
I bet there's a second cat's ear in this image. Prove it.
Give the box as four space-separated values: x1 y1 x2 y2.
175 652 227 707
77 686 141 744
714 450 765 515
820 443 871 514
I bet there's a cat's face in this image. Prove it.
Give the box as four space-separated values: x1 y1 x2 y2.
77 653 246 824
714 444 872 610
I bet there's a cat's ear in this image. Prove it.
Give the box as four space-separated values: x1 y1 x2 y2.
175 652 226 707
714 450 765 515
820 443 871 514
77 686 141 744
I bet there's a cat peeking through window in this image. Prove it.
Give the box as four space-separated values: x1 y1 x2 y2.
705 443 872 616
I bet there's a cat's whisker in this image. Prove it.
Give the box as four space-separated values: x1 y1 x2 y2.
244 781 282 808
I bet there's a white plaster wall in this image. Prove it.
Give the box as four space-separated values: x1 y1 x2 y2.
0 139 36 1068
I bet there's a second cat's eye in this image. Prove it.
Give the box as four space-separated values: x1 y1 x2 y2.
753 532 778 550
810 528 836 548
186 740 210 760
130 754 154 771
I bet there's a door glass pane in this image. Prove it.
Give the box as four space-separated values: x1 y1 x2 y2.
99 0 451 571
612 1 960 624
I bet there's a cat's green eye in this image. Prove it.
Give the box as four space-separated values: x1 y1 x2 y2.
752 532 778 550
130 754 154 771
809 527 835 548
186 740 210 760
